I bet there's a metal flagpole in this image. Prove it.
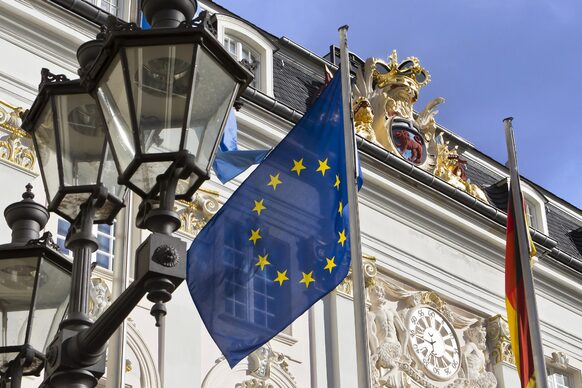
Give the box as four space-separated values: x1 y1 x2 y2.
339 25 372 388
503 117 548 388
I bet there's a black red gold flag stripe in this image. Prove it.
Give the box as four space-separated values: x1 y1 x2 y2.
505 191 537 388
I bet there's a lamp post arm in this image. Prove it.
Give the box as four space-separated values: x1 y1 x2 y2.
69 281 146 364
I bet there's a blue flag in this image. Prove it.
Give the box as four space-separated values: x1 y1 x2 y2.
187 73 352 367
213 109 270 183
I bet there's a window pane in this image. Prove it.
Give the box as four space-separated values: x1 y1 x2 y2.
96 253 110 269
58 219 70 236
125 44 194 155
98 223 111 234
97 235 111 253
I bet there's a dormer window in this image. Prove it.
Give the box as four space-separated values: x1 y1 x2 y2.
223 34 261 89
485 179 548 234
214 14 275 96
522 188 548 234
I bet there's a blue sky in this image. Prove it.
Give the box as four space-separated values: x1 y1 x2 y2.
212 0 582 209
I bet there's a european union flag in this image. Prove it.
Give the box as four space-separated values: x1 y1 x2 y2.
187 73 352 367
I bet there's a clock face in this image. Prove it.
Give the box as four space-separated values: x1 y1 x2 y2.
407 306 461 380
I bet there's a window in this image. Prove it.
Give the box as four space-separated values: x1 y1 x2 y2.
86 0 120 16
56 218 116 271
215 14 275 96
223 35 261 89
96 223 116 270
223 245 277 330
525 201 539 229
548 366 574 388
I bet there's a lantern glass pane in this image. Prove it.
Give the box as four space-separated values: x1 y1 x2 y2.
100 145 125 200
34 103 59 203
125 44 194 155
0 257 38 349
55 93 106 187
176 171 201 196
96 54 136 173
28 258 71 353
58 192 92 221
185 48 238 172
129 161 172 195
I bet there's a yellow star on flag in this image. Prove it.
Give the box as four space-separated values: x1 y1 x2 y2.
300 271 315 288
324 257 337 273
267 173 282 190
249 228 262 245
274 270 289 286
252 199 266 216
338 201 343 216
291 158 307 176
338 229 347 247
256 254 270 270
316 158 331 176
334 174 340 190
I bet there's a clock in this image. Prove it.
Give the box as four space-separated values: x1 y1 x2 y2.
407 306 461 380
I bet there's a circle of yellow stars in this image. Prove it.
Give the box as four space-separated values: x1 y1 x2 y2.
247 155 347 288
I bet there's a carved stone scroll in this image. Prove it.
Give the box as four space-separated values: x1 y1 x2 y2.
177 189 220 237
486 314 514 365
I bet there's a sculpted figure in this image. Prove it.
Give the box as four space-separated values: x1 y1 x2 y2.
88 278 111 320
459 325 497 388
368 285 408 387
353 97 378 144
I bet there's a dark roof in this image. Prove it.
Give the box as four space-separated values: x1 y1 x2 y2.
547 204 582 259
273 51 325 113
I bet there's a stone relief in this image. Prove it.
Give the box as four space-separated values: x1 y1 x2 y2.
0 100 36 172
352 51 488 203
547 351 569 370
362 269 496 388
203 344 296 388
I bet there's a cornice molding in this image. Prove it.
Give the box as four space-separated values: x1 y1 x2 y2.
0 0 97 72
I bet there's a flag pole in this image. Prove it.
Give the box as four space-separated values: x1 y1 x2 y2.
503 117 548 388
338 25 372 387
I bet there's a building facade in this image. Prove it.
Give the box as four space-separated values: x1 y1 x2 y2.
0 0 581 387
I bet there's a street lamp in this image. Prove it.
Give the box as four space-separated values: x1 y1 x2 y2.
17 0 255 386
21 73 125 225
87 6 252 232
0 185 72 387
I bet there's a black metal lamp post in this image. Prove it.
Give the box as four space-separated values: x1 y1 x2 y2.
0 185 72 388
16 0 254 387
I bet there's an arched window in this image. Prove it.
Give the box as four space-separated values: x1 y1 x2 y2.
215 14 275 96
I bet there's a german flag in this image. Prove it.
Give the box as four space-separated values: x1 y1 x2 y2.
505 190 537 388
